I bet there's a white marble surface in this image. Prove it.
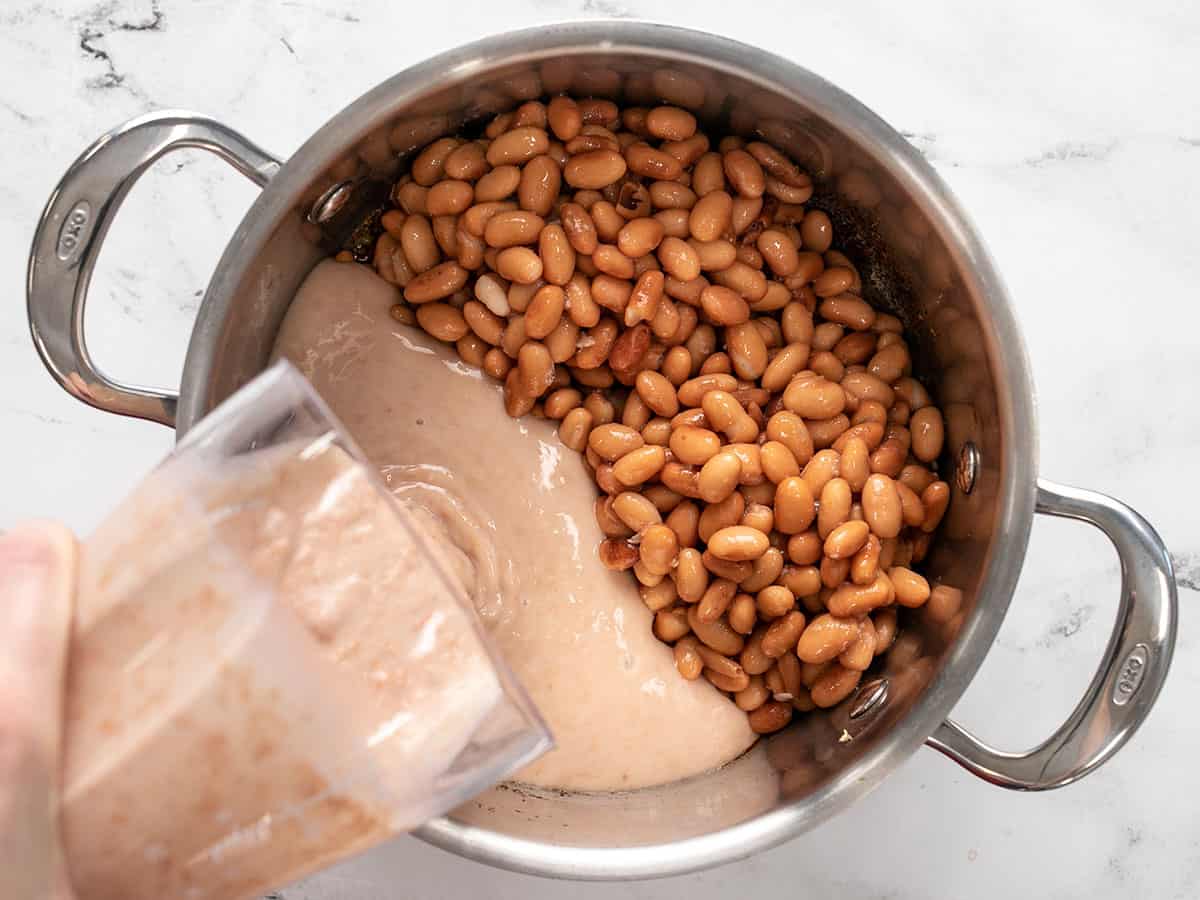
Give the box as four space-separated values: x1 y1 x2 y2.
2 1 1197 897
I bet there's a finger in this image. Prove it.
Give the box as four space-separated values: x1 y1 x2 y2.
0 522 77 766
0 522 77 900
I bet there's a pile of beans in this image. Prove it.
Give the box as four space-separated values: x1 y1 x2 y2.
355 96 951 735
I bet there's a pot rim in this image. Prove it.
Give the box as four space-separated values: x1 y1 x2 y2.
182 20 1038 880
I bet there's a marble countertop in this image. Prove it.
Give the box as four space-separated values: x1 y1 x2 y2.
2 1 1196 897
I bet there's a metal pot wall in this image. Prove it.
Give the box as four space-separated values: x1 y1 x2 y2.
27 21 1177 881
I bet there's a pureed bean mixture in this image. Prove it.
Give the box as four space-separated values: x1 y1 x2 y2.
345 96 952 736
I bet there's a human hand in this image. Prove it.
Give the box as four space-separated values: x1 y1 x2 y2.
0 522 77 900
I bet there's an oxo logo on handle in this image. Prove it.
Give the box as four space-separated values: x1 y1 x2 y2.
56 200 92 263
1112 644 1150 706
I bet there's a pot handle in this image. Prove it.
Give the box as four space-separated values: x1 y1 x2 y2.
926 478 1177 790
27 110 281 427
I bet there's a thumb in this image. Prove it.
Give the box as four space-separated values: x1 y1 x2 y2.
0 522 77 899
0 522 76 759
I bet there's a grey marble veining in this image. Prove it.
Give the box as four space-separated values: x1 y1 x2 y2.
2 1 1197 897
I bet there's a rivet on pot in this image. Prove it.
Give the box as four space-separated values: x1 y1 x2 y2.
956 441 979 495
308 179 356 224
848 677 889 720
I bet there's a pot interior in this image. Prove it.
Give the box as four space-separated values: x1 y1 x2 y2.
182 24 1032 875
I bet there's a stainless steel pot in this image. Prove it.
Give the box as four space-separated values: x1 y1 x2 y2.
27 22 1177 881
